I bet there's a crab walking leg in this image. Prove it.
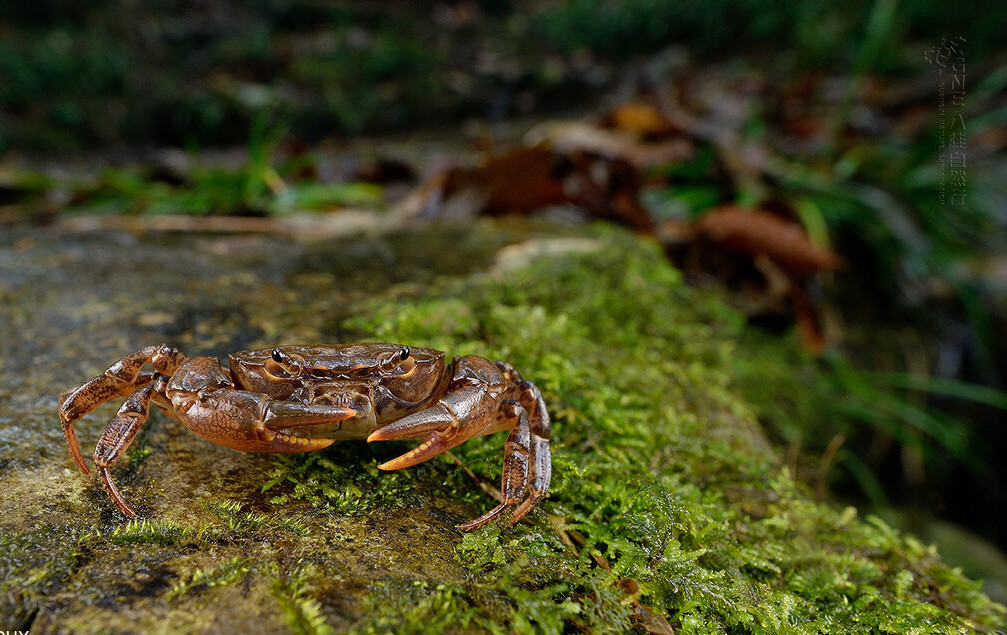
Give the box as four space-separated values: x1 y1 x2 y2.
458 401 531 530
60 371 157 476
92 379 162 516
507 379 552 524
59 344 187 475
368 355 553 530
460 378 551 530
93 384 360 517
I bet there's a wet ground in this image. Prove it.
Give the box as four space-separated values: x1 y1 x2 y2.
0 219 541 632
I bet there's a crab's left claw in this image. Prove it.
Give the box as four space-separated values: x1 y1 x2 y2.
367 383 498 469
368 357 552 530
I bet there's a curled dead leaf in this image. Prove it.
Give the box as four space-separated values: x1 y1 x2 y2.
697 205 840 278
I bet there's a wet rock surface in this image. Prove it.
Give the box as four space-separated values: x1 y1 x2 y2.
0 221 534 632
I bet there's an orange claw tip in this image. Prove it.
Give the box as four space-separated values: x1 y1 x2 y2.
366 424 417 443
376 432 450 471
366 424 419 443
376 446 429 471
376 455 412 471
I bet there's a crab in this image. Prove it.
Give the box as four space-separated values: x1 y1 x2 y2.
58 343 551 530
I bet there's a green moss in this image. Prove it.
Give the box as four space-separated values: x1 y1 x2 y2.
356 580 496 634
338 230 1005 633
109 519 191 546
167 557 250 602
262 445 426 517
205 499 268 533
271 561 337 635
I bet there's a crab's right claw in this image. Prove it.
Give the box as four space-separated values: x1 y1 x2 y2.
172 387 357 453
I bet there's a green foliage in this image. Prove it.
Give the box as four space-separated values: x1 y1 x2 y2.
52 125 384 216
0 26 131 150
339 232 1006 633
0 4 451 152
357 579 504 634
535 0 1005 67
0 524 101 627
108 500 303 548
752 78 1006 496
537 0 798 59
205 499 269 533
0 529 72 593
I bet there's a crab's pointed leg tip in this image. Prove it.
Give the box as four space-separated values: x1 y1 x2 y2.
112 494 137 517
509 500 535 524
99 466 137 517
458 503 512 531
66 442 92 476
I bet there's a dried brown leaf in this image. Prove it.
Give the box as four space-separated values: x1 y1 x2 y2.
697 205 840 277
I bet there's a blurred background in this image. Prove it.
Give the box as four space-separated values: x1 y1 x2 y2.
0 1 1003 150
2 0 1006 594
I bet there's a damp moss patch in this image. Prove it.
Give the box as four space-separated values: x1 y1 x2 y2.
338 230 1006 634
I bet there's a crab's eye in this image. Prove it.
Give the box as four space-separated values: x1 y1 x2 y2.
399 347 411 361
265 349 303 377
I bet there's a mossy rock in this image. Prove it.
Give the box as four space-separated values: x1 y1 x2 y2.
1 226 1004 633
